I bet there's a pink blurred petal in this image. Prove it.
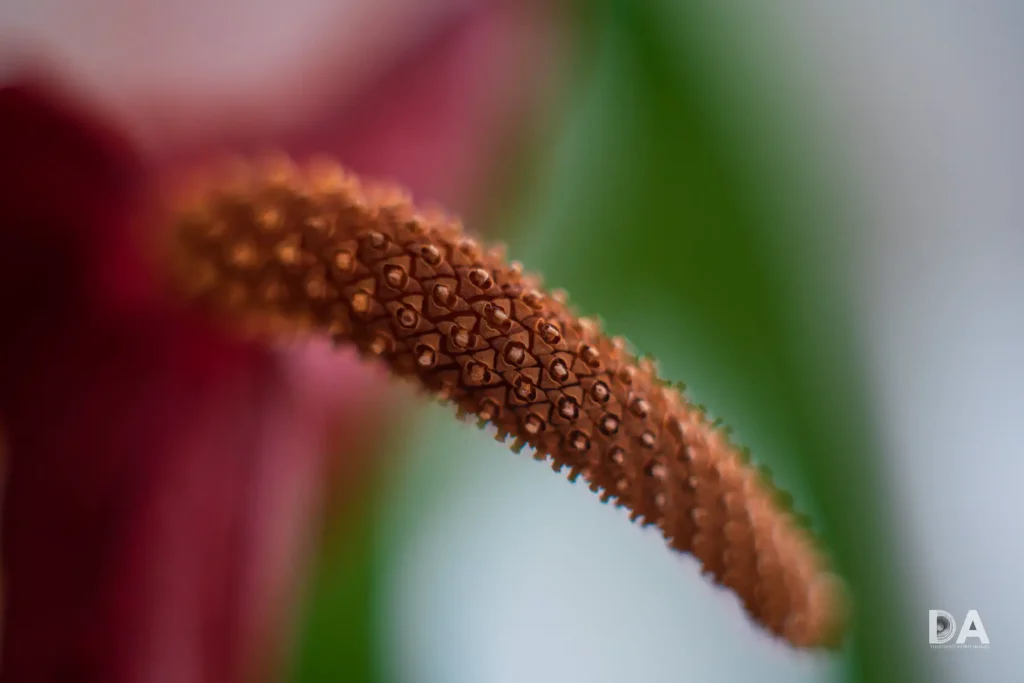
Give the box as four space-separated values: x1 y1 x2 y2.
156 1 565 206
1 0 469 153
273 1 564 207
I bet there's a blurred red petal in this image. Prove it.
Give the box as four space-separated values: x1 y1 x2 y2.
0 81 145 337
0 84 344 682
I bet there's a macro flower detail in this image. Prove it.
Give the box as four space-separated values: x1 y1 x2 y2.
169 157 849 649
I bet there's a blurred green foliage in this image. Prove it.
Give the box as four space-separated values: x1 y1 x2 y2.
288 488 380 683
290 1 926 681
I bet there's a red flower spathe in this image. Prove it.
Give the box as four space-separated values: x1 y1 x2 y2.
0 82 378 682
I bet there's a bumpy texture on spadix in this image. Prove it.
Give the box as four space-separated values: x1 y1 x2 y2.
168 156 847 648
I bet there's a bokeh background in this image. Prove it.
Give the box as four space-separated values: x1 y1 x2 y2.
2 1 1021 682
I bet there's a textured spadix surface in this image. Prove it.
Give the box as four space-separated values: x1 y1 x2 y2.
168 157 847 648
